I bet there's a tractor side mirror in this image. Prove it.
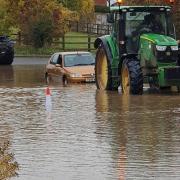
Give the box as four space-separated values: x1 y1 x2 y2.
107 13 114 23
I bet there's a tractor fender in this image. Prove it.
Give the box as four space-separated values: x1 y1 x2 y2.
94 37 113 64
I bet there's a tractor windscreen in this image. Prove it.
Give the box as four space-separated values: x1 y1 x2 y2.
125 11 175 53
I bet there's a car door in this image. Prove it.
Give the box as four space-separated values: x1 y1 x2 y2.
47 53 60 77
55 54 65 76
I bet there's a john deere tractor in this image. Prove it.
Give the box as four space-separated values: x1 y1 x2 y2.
94 2 180 94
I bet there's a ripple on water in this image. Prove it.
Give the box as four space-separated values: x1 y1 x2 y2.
0 83 180 180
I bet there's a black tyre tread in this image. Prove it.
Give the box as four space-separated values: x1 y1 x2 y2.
177 86 180 93
95 46 112 90
0 55 14 65
122 59 143 95
45 73 52 84
63 76 68 85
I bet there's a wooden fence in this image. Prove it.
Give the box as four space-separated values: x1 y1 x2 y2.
70 21 112 35
52 35 98 52
12 22 112 52
12 32 98 52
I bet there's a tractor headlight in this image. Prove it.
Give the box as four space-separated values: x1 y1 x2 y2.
171 46 178 51
156 45 167 51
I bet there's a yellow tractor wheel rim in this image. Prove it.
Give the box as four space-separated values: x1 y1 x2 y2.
97 50 108 89
122 65 130 94
101 55 108 88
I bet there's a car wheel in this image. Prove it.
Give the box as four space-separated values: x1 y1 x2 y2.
177 86 180 93
45 73 51 84
6 53 14 65
63 76 68 85
0 53 14 65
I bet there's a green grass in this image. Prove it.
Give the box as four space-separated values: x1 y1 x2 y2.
64 32 97 49
15 32 97 56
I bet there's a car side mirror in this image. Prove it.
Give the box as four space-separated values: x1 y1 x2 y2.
107 13 114 23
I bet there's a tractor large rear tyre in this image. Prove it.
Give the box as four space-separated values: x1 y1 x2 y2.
95 46 112 90
121 59 143 95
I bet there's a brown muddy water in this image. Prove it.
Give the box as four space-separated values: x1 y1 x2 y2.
0 61 180 180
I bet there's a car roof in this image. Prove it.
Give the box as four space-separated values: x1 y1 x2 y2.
54 51 92 56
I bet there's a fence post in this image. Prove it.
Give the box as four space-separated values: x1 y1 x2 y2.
76 21 79 32
97 24 99 35
62 35 65 51
87 23 89 33
18 31 21 45
88 35 91 52
108 25 110 34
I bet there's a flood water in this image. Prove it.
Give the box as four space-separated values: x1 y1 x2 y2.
0 58 179 180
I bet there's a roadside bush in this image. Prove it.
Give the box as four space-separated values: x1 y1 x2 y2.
31 19 53 48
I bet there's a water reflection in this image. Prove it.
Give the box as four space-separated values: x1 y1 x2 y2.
0 65 45 88
0 65 14 86
95 90 180 179
95 91 128 179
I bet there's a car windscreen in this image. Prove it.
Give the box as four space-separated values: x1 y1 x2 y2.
64 54 95 67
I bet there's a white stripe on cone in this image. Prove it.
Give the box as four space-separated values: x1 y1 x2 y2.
45 87 52 112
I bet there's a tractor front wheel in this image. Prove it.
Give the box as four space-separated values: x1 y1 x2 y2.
95 46 112 90
121 59 143 95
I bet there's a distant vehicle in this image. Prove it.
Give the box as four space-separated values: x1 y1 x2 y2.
45 51 95 84
0 36 15 65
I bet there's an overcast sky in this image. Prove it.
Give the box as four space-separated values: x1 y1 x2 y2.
111 0 116 4
108 0 116 5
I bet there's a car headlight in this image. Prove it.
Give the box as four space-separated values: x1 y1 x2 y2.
156 45 167 51
70 73 81 78
171 46 178 51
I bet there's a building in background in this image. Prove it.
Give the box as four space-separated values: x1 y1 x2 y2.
94 0 110 34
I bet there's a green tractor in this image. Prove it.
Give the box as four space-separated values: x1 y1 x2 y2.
94 2 180 94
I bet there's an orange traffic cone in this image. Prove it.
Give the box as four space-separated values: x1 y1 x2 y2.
45 87 52 112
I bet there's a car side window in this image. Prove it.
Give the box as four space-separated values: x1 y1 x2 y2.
50 54 59 64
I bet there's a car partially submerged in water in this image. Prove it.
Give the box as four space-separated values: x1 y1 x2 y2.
45 51 95 84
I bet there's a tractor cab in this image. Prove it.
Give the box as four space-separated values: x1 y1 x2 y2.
109 6 176 54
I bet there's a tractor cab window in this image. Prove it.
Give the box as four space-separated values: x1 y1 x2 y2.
166 13 176 39
125 11 167 53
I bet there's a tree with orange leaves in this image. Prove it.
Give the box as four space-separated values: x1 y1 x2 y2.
5 0 78 47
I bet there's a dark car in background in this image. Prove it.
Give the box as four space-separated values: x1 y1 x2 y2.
0 36 15 65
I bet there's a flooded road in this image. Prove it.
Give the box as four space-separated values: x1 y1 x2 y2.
0 57 179 180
